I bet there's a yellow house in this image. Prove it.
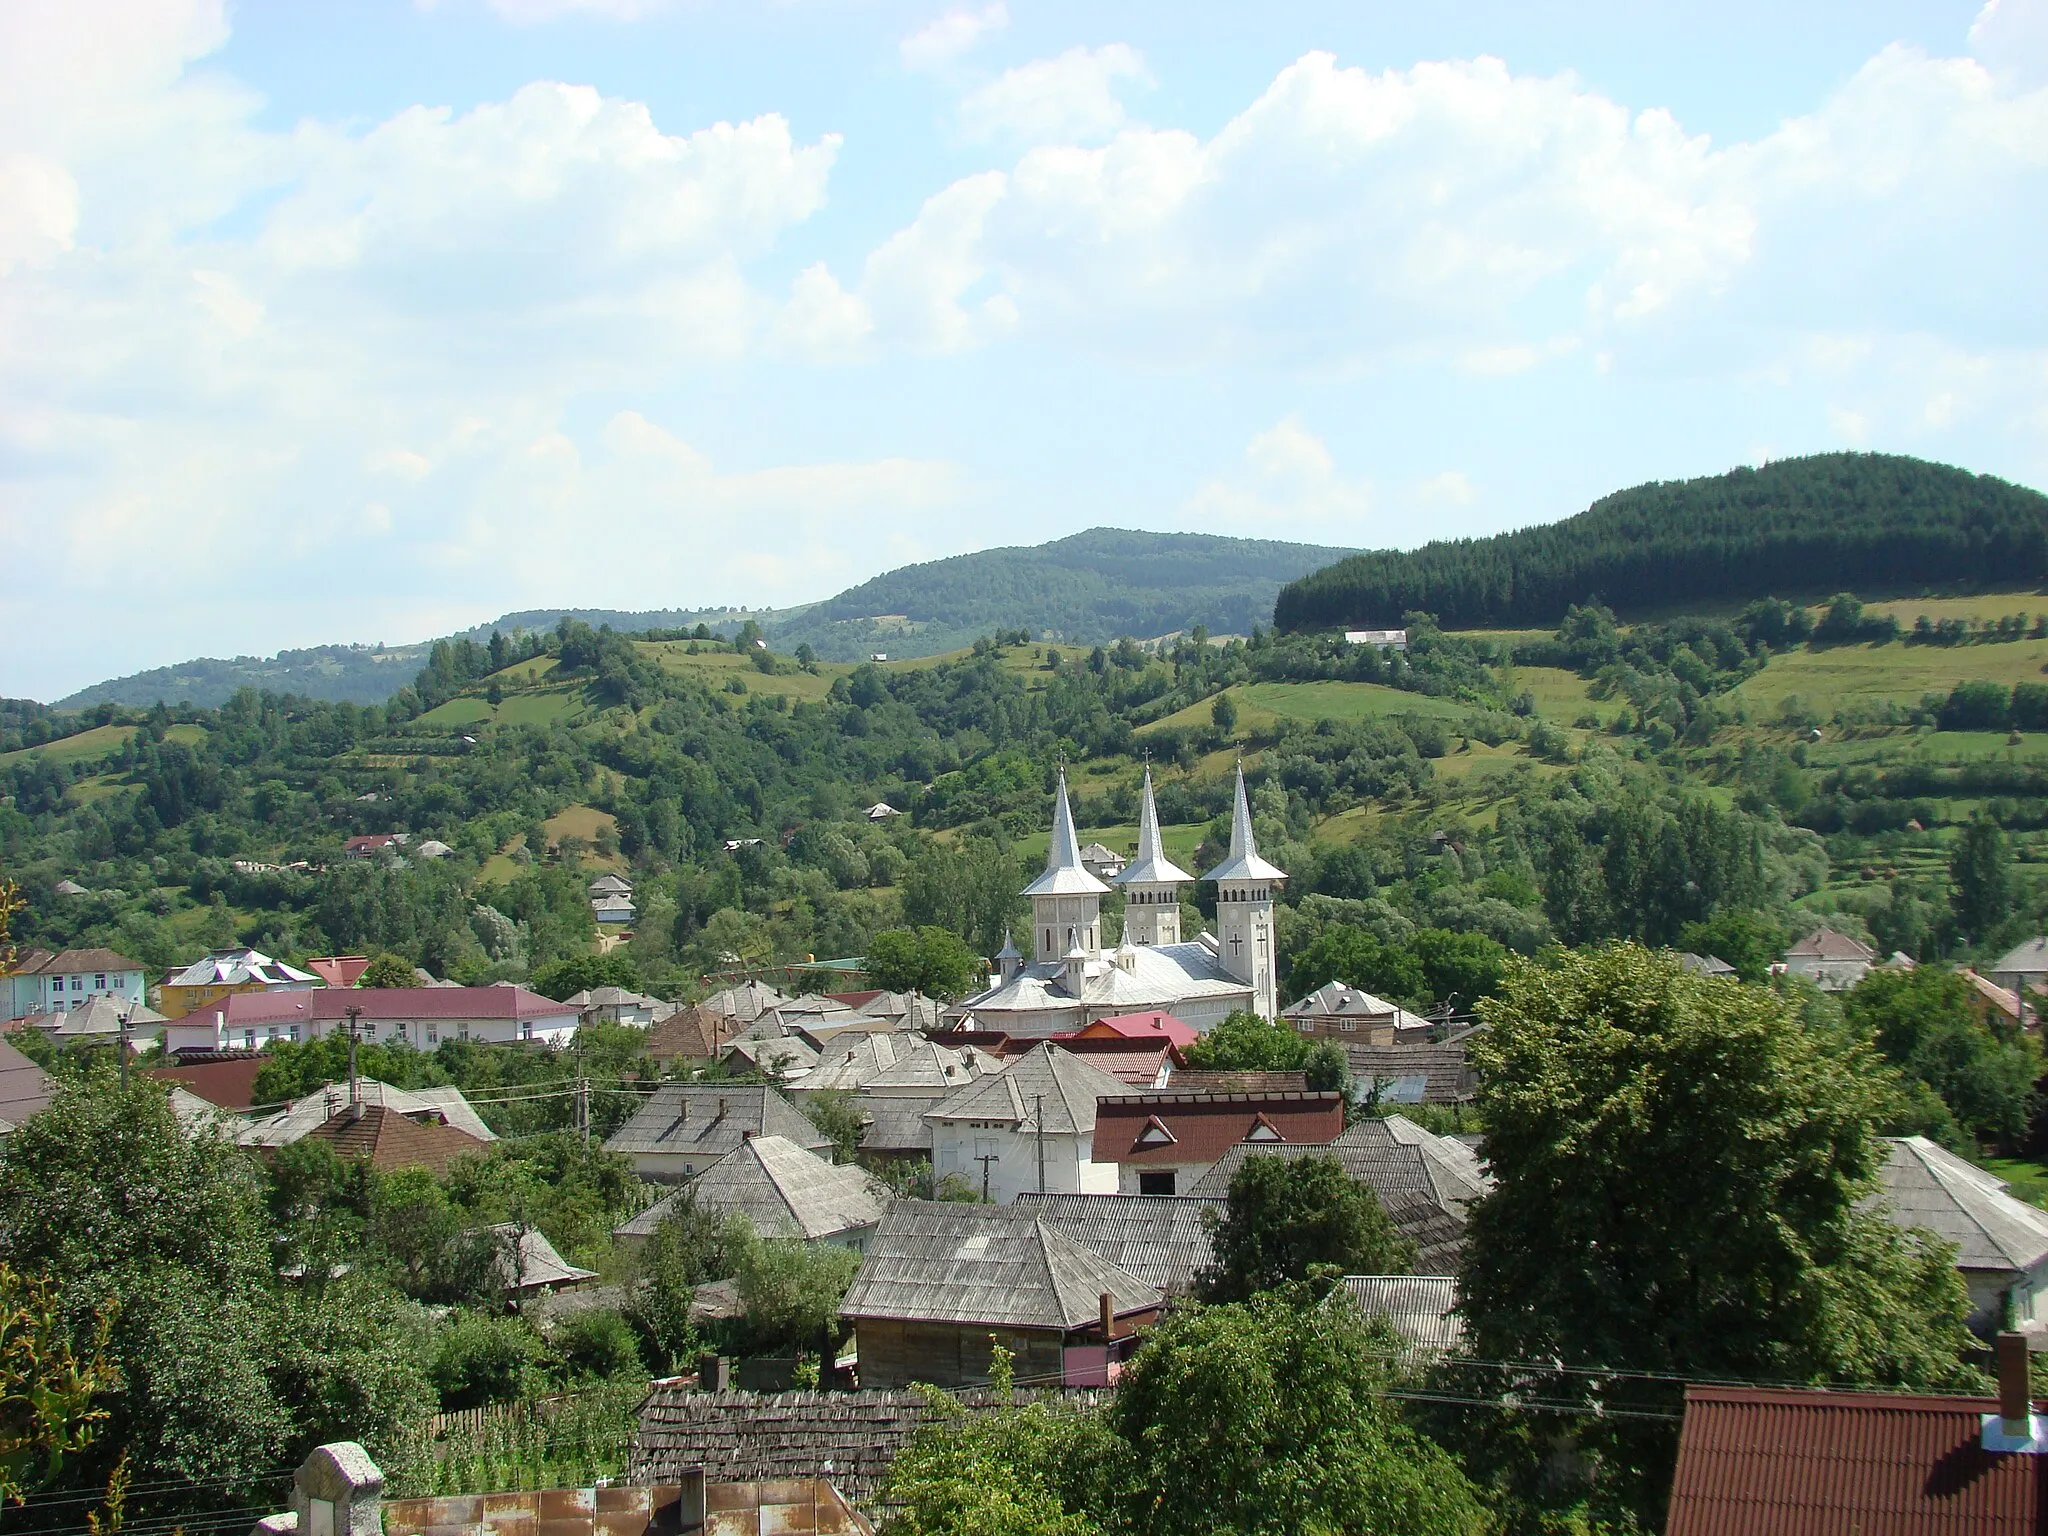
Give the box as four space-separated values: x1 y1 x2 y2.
158 947 319 1021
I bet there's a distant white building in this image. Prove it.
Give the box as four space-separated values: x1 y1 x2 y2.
1344 629 1409 651
925 1043 1127 1204
865 801 902 821
1781 928 1876 991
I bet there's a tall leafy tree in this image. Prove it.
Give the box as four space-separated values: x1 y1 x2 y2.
1843 966 2041 1151
1949 815 2012 945
1183 1010 1348 1093
1463 945 1980 1527
1197 1155 1414 1302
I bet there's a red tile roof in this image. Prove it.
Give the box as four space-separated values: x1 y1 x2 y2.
1041 1036 1180 1086
1667 1384 2043 1535
146 1055 266 1110
300 1103 489 1174
1092 1091 1345 1165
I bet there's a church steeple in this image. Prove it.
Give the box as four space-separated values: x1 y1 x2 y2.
1201 765 1286 1018
1114 765 1193 946
1021 768 1109 966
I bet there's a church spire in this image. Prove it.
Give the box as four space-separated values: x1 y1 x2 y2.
1201 764 1287 885
1022 769 1109 898
1114 764 1193 947
1114 765 1193 888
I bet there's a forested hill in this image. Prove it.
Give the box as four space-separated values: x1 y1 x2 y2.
767 528 1352 660
1274 454 2048 633
52 530 1342 710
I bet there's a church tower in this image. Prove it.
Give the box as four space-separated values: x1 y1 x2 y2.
1113 766 1194 946
1201 766 1287 1019
1022 769 1109 967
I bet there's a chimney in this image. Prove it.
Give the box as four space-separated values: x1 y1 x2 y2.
1999 1331 2032 1436
1100 1291 1115 1342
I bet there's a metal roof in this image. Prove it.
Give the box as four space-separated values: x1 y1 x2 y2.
604 1084 831 1159
1866 1136 2048 1275
1345 1039 1477 1104
1112 767 1194 888
1666 1384 2043 1535
1337 1275 1466 1360
1021 770 1112 898
1200 767 1287 885
1783 927 1876 962
1013 1192 1223 1294
240 1079 498 1148
11 947 142 976
490 1223 598 1292
839 1200 1161 1329
1993 936 2048 974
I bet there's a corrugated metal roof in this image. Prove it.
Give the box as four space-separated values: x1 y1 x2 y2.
1336 1275 1465 1360
1667 1385 2042 1535
1014 1192 1223 1295
839 1200 1161 1329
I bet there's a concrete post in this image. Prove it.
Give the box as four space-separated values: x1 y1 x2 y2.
292 1441 384 1536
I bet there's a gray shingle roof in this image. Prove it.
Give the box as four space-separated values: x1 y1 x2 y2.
1013 1192 1223 1295
1993 937 2048 975
604 1084 830 1159
840 1200 1161 1329
0 1039 57 1135
924 1042 1127 1135
632 1388 1106 1505
857 1093 944 1156
616 1136 887 1243
1344 1038 1476 1104
490 1224 598 1292
1337 1275 1466 1360
1865 1136 2048 1275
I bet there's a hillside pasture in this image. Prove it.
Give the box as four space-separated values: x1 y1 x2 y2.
1727 636 2048 716
639 641 842 703
1140 680 1471 736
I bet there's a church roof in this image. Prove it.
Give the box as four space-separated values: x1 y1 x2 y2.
1201 768 1287 885
1021 770 1111 898
1113 766 1194 888
958 940 1249 1019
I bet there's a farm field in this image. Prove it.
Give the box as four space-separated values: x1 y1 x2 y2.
1142 680 1470 735
0 721 205 769
1725 636 2048 716
417 687 586 729
639 642 842 703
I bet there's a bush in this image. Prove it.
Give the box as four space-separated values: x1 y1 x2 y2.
432 1312 549 1411
550 1308 644 1383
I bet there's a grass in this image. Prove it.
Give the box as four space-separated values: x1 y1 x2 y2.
1864 592 2048 626
1726 636 2048 716
416 688 586 730
543 805 627 873
1977 1155 2048 1210
0 724 139 768
1012 819 1209 871
1501 665 1613 726
638 642 843 704
1141 681 1472 735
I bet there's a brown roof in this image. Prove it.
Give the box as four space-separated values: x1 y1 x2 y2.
1344 1039 1476 1104
299 1103 490 1174
1785 927 1877 963
647 1005 741 1063
0 1039 57 1132
146 1054 266 1110
12 947 142 976
1667 1384 2043 1534
1044 1037 1178 1086
1164 1070 1310 1095
1091 1091 1345 1165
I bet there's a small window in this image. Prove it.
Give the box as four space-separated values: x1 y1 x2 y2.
94 974 106 990
1297 1021 1313 1033
71 976 82 991
427 1028 438 1044
288 1025 300 1043
1138 1170 1176 1196
1340 1019 1355 1032
242 1030 256 1048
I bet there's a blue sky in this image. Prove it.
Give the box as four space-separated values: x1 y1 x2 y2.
2 0 2044 700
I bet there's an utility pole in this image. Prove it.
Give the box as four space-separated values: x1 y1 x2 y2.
118 1011 130 1091
976 1150 999 1202
344 1004 363 1106
578 1075 590 1144
1035 1094 1047 1194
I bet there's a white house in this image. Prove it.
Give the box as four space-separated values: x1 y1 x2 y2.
1867 1137 2048 1336
1781 928 1877 991
925 1042 1126 1203
1343 629 1409 651
161 985 579 1055
1990 937 2048 1002
3 948 147 1021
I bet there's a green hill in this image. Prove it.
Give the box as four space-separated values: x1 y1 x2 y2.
56 643 432 711
765 528 1352 661
1274 453 2048 633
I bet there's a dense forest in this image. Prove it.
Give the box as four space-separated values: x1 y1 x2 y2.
1275 454 2048 632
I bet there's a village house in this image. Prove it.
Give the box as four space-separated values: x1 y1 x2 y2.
1343 629 1409 650
157 947 319 1021
645 1003 744 1069
925 1041 1127 1203
1346 1032 1480 1105
23 994 167 1051
839 1201 1163 1389
1990 936 2048 1002
1867 1135 2048 1335
343 832 408 859
304 956 371 988
604 1083 832 1181
789 1033 983 1097
1077 841 1126 881
3 947 148 1021
241 1079 498 1151
1675 951 1738 979
1957 967 2030 1031
1339 1275 1466 1363
298 1101 492 1176
616 1135 888 1251
720 1033 821 1079
1281 981 1428 1043
1780 927 1877 990
490 1224 598 1298
161 984 577 1054
0 1039 57 1139
1013 1191 1224 1296
563 985 667 1027
1091 1089 1345 1195
1037 1034 1179 1089
1065 1009 1199 1050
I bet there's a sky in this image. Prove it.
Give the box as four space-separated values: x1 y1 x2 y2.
2 0 2045 701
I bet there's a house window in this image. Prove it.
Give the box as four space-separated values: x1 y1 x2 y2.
94 974 106 990
289 1025 300 1043
426 1028 438 1044
1340 1019 1355 1033
521 1022 533 1041
70 976 82 991
243 1030 256 1049
1297 1021 1313 1033
1138 1170 1176 1196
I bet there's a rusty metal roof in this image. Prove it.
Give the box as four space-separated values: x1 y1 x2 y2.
1667 1384 2044 1535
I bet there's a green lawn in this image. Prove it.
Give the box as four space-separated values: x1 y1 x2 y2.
1726 635 2048 716
0 723 138 768
1142 680 1473 735
1977 1155 2048 1210
417 688 586 729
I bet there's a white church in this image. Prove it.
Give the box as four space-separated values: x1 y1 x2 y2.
950 765 1285 1038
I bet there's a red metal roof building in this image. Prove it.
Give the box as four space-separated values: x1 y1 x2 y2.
305 955 371 988
1667 1382 2045 1534
1092 1090 1345 1196
146 1053 267 1110
163 984 579 1055
1067 1010 1200 1051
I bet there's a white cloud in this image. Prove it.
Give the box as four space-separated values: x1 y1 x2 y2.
959 44 1150 144
901 3 1008 73
1415 470 1476 507
419 0 669 22
1971 0 2048 87
1184 418 1373 533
